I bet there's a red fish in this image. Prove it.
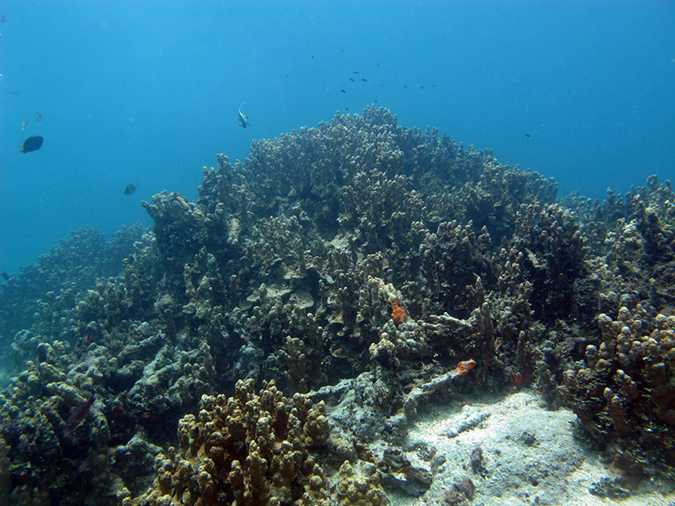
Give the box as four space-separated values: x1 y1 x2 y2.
64 394 95 436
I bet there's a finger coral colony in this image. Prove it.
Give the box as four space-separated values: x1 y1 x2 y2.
0 106 673 504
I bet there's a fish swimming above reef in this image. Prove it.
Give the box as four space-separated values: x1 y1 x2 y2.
20 135 43 153
64 394 95 436
1 271 9 281
238 103 249 128
124 183 139 195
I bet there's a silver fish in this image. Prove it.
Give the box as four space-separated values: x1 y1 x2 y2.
238 103 248 128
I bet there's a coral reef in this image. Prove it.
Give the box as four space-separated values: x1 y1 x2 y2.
0 224 150 381
335 460 387 506
562 307 675 469
0 106 673 503
126 378 330 506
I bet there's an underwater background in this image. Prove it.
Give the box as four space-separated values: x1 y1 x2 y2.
1 2 675 506
1 0 674 275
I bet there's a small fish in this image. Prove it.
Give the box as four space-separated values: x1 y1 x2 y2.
64 394 95 436
20 135 43 153
403 84 408 89
35 111 42 123
22 119 28 130
1 272 9 281
0 13 4 23
525 133 531 138
238 103 248 128
420 84 425 89
10 88 20 96
349 77 355 82
353 71 360 74
311 54 316 58
361 78 369 82
124 184 139 195
340 89 346 94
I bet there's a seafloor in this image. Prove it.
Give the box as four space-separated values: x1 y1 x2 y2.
0 106 673 505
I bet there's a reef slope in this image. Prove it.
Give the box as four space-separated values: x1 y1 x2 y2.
0 106 673 505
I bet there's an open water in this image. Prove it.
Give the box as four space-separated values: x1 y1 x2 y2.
1 0 674 275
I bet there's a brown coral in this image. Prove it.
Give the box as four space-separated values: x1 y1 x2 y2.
130 378 330 506
562 307 675 467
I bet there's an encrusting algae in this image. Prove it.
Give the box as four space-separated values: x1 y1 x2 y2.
391 298 406 325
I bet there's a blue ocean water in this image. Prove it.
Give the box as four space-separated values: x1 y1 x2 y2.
1 1 673 276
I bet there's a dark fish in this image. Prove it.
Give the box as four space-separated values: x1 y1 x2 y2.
361 78 368 82
349 78 355 82
20 135 43 153
124 184 138 195
525 133 531 138
311 54 316 58
420 84 425 89
35 111 42 123
353 71 360 74
238 103 249 128
1 272 9 281
340 89 346 94
64 394 95 436
404 85 408 89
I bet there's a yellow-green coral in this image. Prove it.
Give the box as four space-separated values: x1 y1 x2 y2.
129 379 330 506
335 460 387 506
